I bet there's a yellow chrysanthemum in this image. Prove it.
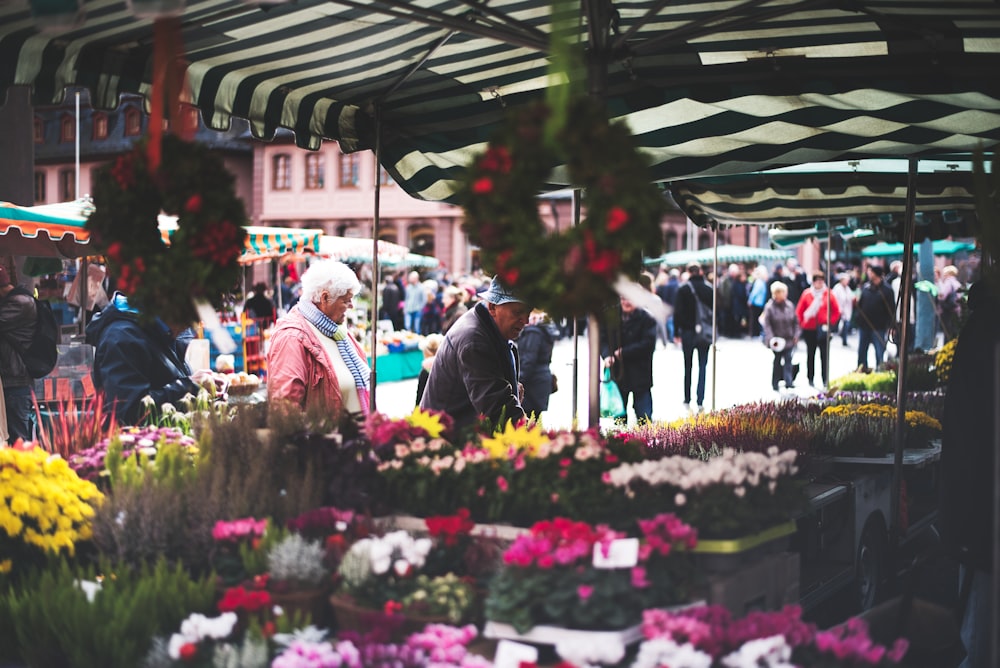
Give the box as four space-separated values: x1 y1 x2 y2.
479 422 550 459
407 407 445 439
0 559 12 574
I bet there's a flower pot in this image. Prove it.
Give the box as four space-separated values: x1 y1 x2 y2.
691 520 796 574
271 587 331 628
329 593 452 640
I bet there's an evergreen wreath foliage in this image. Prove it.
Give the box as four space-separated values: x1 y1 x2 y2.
461 97 665 318
88 135 248 325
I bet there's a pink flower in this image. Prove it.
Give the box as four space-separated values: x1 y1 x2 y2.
631 566 650 588
606 207 629 232
577 585 594 601
472 177 494 194
184 193 203 213
559 458 572 467
496 476 509 492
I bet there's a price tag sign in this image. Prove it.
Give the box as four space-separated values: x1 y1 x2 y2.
493 640 538 668
81 372 96 397
593 537 640 569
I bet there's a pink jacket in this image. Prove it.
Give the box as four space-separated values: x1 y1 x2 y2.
266 307 366 412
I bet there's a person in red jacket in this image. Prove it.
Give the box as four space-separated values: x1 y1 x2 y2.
795 273 840 389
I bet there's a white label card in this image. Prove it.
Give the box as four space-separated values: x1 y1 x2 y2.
494 640 539 668
592 537 640 569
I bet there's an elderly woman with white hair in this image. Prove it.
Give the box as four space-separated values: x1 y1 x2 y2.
267 260 371 415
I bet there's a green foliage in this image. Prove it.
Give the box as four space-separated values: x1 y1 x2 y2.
400 573 477 623
238 522 289 579
3 557 214 668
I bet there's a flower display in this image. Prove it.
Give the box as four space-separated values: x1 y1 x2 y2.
68 425 198 483
88 134 248 325
0 447 103 575
212 517 268 543
272 639 362 668
934 337 958 386
366 408 453 454
623 402 814 458
217 584 272 614
605 447 805 539
461 98 665 318
637 604 909 667
376 423 645 526
813 404 941 454
486 514 698 633
166 611 239 661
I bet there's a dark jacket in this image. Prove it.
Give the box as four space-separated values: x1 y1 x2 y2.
673 277 713 332
244 294 275 321
942 281 1000 572
518 322 558 415
0 287 38 389
419 302 524 430
602 307 657 393
85 294 199 425
856 280 895 331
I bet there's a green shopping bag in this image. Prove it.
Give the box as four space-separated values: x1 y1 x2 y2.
600 366 626 419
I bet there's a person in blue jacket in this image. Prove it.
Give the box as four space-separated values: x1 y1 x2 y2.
86 292 209 425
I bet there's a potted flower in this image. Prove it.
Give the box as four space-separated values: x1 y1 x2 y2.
331 529 477 639
604 447 806 542
265 533 333 627
635 604 909 667
484 514 699 638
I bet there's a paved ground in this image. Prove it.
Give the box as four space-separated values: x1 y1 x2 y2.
372 328 869 426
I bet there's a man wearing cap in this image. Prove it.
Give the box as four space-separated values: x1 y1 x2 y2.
420 276 530 430
0 265 39 442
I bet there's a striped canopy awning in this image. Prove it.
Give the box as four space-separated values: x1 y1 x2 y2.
0 200 93 258
158 219 324 263
3 2 1000 202
669 159 983 240
319 235 412 264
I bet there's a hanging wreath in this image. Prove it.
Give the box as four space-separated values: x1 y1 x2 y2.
461 97 665 319
88 135 248 325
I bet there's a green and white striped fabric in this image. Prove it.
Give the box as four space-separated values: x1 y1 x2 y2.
4 0 1000 202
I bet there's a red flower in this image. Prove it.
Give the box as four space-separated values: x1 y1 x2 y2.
107 241 123 263
425 508 474 546
179 643 198 661
383 600 403 614
262 621 276 638
479 146 513 174
472 177 494 194
586 249 620 279
217 585 272 613
606 207 629 232
185 194 203 213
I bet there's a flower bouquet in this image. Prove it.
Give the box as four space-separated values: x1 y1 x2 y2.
332 529 477 639
485 514 698 634
635 604 908 667
604 447 806 540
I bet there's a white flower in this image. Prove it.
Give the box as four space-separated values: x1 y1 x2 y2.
75 579 101 603
167 612 238 659
675 492 687 507
141 395 156 408
632 639 712 668
558 637 624 666
393 559 410 577
160 403 176 415
721 635 794 668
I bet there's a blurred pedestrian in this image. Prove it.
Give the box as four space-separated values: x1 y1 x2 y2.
796 273 839 388
832 273 855 346
518 311 560 418
415 333 444 406
937 265 963 343
762 281 800 392
440 285 468 334
747 265 769 339
674 263 713 411
602 295 657 423
856 265 895 370
379 275 404 331
244 282 275 321
0 265 38 441
404 271 425 333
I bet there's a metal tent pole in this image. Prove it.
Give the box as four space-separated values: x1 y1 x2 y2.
571 189 582 424
369 108 383 412
711 225 718 410
890 157 918 561
826 225 832 388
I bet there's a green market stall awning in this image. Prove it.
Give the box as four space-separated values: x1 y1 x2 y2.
241 226 324 264
4 2 1000 202
861 239 976 258
0 200 93 258
646 244 791 269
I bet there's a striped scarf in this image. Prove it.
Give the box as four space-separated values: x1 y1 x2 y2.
299 300 371 415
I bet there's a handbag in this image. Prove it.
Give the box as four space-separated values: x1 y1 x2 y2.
550 373 559 394
599 366 626 419
817 323 829 341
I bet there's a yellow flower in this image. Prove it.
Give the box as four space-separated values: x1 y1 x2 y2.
479 422 550 459
406 407 445 439
0 559 12 574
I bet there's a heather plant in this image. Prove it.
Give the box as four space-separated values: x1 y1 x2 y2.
267 533 329 591
69 424 198 486
810 403 942 454
623 401 815 457
2 557 215 668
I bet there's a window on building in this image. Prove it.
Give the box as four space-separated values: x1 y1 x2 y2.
338 151 359 188
665 231 678 253
33 117 44 144
272 154 292 190
59 169 74 201
92 113 108 140
409 225 435 257
305 153 325 189
378 166 394 186
698 232 711 250
60 116 75 143
124 107 142 136
33 172 46 203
